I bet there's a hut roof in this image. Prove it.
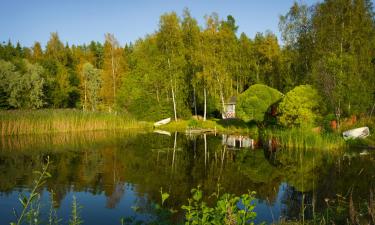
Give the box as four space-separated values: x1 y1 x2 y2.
226 96 237 104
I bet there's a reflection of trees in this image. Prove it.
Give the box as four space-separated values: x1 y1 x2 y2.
280 185 314 221
0 132 374 223
106 182 125 209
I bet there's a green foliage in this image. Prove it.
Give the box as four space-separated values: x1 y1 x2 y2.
48 191 61 225
160 188 170 206
187 118 200 128
236 84 283 123
278 85 322 127
69 195 83 225
0 60 45 109
182 186 257 225
82 62 101 111
11 156 52 225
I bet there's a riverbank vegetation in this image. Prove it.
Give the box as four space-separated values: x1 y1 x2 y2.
0 0 373 127
159 118 258 134
0 109 151 135
261 127 346 151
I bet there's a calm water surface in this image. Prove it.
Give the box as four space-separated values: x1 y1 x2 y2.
0 131 374 224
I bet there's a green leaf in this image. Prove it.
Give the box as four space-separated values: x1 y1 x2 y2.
161 192 170 205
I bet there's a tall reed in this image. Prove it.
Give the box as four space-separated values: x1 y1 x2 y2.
264 127 346 151
0 109 152 135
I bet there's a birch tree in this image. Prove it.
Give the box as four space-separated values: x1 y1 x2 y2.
157 12 187 121
102 33 124 111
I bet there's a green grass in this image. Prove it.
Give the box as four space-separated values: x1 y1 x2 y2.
263 127 346 151
0 109 152 135
158 118 258 135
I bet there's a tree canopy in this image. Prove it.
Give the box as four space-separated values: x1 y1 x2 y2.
278 85 323 127
236 84 283 123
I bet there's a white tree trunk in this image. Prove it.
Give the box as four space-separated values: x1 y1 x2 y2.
203 87 207 121
111 46 116 107
220 87 225 117
171 86 177 121
168 58 177 121
193 86 197 116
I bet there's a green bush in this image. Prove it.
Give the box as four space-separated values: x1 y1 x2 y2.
278 85 323 127
236 84 283 123
182 186 257 225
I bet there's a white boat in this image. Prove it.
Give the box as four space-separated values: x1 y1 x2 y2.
342 127 370 140
154 118 171 127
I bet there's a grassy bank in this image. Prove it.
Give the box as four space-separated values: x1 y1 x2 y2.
158 118 258 135
0 109 152 135
262 127 346 151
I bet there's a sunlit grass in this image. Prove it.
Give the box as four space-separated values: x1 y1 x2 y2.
263 127 346 151
159 118 258 135
0 109 152 135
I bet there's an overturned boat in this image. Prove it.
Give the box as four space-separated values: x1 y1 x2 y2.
154 118 171 127
342 127 370 140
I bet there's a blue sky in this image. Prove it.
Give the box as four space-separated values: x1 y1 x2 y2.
0 0 320 47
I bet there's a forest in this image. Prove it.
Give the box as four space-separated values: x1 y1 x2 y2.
0 0 374 123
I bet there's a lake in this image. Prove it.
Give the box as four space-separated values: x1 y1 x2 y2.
0 131 374 224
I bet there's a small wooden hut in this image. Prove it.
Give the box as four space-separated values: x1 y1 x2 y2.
222 96 237 119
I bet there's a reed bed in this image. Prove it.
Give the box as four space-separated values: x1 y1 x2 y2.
264 127 346 151
0 109 152 135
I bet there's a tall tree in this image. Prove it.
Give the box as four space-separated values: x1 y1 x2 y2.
182 8 201 117
157 12 187 121
102 33 125 111
252 32 281 88
279 2 314 86
312 0 375 116
31 42 43 63
82 62 101 111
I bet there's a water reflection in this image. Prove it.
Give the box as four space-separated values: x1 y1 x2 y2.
0 131 374 224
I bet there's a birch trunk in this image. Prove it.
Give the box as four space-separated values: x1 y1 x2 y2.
219 85 225 116
168 58 177 121
171 85 177 121
203 87 207 121
111 45 116 108
193 86 197 116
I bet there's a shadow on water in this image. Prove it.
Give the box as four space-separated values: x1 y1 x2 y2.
0 131 374 224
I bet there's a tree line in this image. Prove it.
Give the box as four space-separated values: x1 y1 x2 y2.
0 0 374 121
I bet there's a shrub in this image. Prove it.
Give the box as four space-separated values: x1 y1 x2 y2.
182 186 257 225
236 84 283 124
278 85 323 127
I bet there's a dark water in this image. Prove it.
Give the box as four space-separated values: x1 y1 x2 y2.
0 131 374 224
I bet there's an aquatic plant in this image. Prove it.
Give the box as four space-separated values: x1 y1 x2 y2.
11 156 51 225
69 195 83 225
